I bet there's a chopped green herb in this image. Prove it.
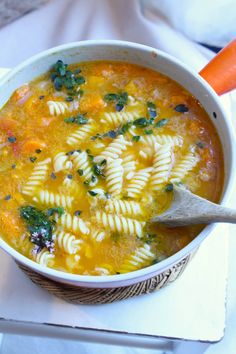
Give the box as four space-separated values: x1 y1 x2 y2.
105 192 111 199
46 207 65 217
88 190 98 197
138 233 156 245
104 93 119 102
8 136 16 143
29 157 37 163
50 60 85 95
196 141 205 149
35 149 42 154
132 135 141 142
67 174 73 179
39 95 45 100
77 169 84 176
133 117 149 127
19 205 55 253
147 101 157 119
4 194 11 201
104 92 128 111
100 159 107 166
84 180 90 185
175 104 189 113
74 210 82 216
11 164 16 169
50 172 57 180
155 118 169 128
144 129 153 135
165 183 174 192
64 113 88 125
66 96 74 102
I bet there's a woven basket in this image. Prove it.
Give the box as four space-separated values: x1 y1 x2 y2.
17 253 192 304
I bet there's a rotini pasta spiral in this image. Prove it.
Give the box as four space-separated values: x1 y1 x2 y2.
22 158 51 196
53 152 72 172
105 199 143 218
122 153 136 180
100 111 139 126
55 212 90 235
34 249 55 267
118 244 155 273
54 230 83 254
126 167 153 198
149 144 173 190
105 158 123 196
66 122 96 146
33 190 74 209
70 151 93 181
140 134 183 147
91 229 106 242
47 101 68 116
170 152 199 183
95 211 145 237
62 176 81 195
94 135 131 163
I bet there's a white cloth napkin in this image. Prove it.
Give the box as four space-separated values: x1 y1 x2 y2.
0 0 213 70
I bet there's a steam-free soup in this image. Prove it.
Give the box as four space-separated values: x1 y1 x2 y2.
0 61 224 275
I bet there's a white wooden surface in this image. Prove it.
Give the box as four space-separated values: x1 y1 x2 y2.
0 68 230 345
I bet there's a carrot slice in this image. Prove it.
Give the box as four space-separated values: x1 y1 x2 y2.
22 139 46 154
199 39 236 95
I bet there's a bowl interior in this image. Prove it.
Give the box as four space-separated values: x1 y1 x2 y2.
0 41 234 287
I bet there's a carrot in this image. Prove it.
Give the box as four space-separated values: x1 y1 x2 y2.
199 39 236 95
22 139 46 154
13 84 30 101
0 211 23 236
80 93 105 113
0 117 19 131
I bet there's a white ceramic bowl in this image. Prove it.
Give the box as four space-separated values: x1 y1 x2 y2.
0 40 235 288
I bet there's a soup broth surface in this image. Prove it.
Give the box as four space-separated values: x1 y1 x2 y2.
0 61 224 275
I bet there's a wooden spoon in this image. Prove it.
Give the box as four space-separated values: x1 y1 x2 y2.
150 186 236 227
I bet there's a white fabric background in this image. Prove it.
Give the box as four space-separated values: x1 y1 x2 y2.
0 0 236 353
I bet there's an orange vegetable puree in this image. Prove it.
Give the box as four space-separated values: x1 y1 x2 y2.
0 61 224 275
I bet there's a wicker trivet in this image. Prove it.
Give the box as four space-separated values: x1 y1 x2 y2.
17 254 191 304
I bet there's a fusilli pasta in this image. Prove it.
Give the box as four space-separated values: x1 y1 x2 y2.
66 122 96 146
126 167 153 198
149 144 173 190
33 190 74 209
170 152 199 183
55 230 83 254
105 199 143 218
22 158 51 196
34 249 55 267
95 211 145 237
118 244 155 273
47 101 68 116
105 158 123 196
53 152 72 172
100 111 139 126
94 135 131 163
55 212 90 235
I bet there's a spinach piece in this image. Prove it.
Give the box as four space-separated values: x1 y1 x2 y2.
165 183 174 192
104 92 128 111
46 207 65 217
155 118 169 128
147 102 157 119
64 113 88 125
132 135 140 142
50 60 85 95
175 104 189 113
19 206 55 253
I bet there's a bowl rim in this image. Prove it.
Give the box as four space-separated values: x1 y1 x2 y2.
0 39 235 285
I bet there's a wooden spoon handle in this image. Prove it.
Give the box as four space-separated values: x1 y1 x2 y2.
199 39 236 95
151 187 236 227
